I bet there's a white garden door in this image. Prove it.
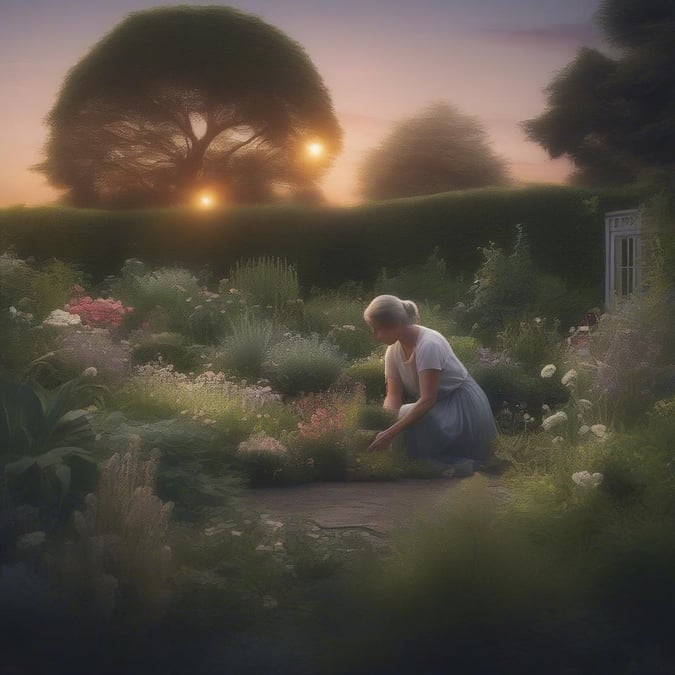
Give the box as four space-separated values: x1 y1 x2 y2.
605 209 643 310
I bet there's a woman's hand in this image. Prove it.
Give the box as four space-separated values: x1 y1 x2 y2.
368 429 395 452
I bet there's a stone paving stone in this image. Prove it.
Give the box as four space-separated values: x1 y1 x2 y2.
235 475 507 536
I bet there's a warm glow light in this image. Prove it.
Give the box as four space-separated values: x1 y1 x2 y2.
307 141 324 158
198 193 214 208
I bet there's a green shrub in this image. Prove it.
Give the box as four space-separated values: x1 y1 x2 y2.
0 375 100 513
294 433 350 481
130 332 201 372
356 404 397 430
219 313 278 379
448 335 480 365
0 186 643 296
0 251 34 309
327 324 376 360
498 317 564 374
349 448 407 481
267 335 345 395
30 259 83 320
473 362 569 417
374 247 463 308
235 432 293 487
228 256 299 315
344 354 386 401
302 293 368 334
111 367 267 450
414 301 458 337
29 328 131 386
466 226 569 343
119 266 202 335
96 412 241 520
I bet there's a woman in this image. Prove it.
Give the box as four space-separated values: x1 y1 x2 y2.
364 295 496 476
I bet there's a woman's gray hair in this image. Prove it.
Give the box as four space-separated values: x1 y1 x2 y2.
364 295 420 325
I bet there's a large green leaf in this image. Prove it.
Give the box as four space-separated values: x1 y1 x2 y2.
0 378 46 456
1 375 99 510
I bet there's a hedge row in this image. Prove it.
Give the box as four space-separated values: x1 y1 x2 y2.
0 185 646 292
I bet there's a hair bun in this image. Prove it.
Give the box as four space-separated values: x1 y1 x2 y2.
401 300 420 324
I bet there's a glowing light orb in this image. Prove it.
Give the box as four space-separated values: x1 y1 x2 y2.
307 141 324 158
198 193 214 208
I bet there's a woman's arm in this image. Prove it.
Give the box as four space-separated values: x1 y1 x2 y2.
368 369 440 451
383 375 403 411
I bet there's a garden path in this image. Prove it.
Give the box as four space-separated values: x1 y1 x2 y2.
234 474 509 536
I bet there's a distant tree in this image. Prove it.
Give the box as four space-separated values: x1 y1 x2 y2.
359 102 509 201
522 0 675 187
35 6 342 208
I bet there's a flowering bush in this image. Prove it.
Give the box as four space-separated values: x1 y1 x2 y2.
291 390 356 481
34 328 131 383
115 363 283 446
236 431 291 486
65 295 134 328
297 406 346 442
64 436 174 622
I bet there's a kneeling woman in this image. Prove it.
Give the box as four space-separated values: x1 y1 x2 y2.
364 295 496 474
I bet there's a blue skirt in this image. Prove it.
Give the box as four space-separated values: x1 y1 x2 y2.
399 376 497 462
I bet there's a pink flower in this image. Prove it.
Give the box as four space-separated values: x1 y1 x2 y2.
64 295 134 328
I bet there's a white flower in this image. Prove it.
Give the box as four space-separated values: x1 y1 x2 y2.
572 471 603 488
561 369 577 386
542 410 568 431
540 364 557 378
577 399 593 412
590 424 607 438
43 309 82 328
341 324 356 331
579 425 590 436
81 367 98 378
552 436 564 444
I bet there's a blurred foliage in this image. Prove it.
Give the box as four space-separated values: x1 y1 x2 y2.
1 375 100 514
219 312 279 380
266 335 345 396
229 257 300 316
0 185 646 302
360 102 509 200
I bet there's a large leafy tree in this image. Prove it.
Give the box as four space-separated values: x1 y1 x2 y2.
36 6 342 207
522 0 675 187
359 102 509 201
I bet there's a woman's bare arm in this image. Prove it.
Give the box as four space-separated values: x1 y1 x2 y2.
368 369 440 451
383 375 403 411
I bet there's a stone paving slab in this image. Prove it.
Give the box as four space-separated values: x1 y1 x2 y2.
234 475 508 535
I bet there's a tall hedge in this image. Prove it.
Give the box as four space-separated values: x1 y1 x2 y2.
0 185 645 293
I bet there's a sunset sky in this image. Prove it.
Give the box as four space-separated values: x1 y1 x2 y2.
0 0 605 207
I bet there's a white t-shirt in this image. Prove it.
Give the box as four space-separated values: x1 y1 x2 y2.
384 325 468 398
